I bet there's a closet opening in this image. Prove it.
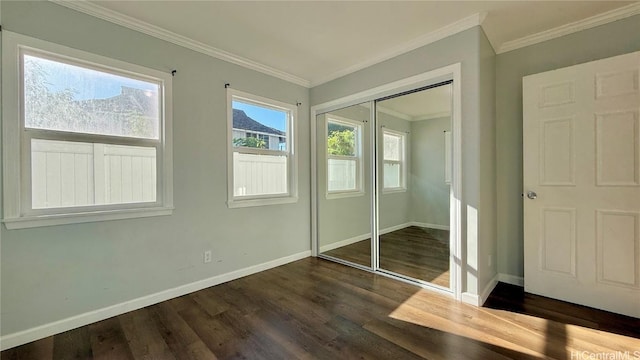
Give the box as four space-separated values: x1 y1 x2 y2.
311 65 462 297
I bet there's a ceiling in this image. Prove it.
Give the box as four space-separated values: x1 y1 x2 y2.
379 84 452 121
79 1 637 87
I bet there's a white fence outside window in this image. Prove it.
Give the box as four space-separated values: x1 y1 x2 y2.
31 139 157 209
233 153 288 196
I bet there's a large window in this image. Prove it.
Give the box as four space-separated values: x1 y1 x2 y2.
227 89 297 208
327 116 362 196
2 32 173 229
383 129 406 191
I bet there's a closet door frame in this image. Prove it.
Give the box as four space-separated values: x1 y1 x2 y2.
311 63 463 300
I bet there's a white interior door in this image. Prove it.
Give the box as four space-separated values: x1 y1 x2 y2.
523 51 640 318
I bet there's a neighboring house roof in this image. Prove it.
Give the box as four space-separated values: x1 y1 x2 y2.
233 109 284 136
78 86 158 118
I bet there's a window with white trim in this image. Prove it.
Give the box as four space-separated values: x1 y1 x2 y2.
227 89 297 208
383 129 406 191
326 116 363 196
2 32 173 229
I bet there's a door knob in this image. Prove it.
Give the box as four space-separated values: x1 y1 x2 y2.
526 191 537 199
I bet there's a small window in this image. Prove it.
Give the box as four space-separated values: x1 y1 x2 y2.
2 32 173 229
383 129 406 191
227 89 297 208
327 116 363 196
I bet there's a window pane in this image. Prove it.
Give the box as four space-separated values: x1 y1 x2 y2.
233 152 288 196
232 100 287 151
31 139 157 209
328 158 357 192
23 54 160 139
384 162 401 188
384 133 401 161
328 121 357 156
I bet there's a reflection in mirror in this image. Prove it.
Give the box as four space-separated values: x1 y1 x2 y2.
318 103 372 268
377 84 452 288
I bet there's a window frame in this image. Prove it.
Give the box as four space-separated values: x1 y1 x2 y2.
326 115 364 199
382 128 407 193
2 31 174 229
226 88 298 208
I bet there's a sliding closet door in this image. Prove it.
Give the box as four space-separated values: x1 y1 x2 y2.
376 84 452 288
317 103 373 268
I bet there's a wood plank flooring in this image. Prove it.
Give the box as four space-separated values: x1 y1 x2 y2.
322 226 450 287
3 257 639 360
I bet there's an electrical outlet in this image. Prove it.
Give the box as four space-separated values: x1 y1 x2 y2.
488 254 493 267
203 250 212 264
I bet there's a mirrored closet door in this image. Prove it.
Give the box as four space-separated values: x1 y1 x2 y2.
376 84 452 289
317 102 373 269
315 81 454 291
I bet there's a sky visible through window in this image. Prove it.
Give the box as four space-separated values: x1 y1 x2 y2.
233 101 286 132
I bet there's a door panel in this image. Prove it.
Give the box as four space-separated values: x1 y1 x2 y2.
523 51 640 317
317 103 373 268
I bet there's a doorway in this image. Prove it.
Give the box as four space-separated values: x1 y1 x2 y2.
311 65 462 296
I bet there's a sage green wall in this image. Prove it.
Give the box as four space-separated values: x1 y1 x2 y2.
0 1 310 336
312 26 497 297
409 117 451 227
496 15 640 279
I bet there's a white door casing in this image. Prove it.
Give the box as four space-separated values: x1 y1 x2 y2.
523 51 640 318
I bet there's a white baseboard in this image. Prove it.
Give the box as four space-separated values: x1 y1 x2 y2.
461 292 481 306
0 250 311 351
411 222 450 231
379 222 412 235
460 273 499 307
498 273 524 287
319 222 449 253
319 233 370 253
480 273 499 305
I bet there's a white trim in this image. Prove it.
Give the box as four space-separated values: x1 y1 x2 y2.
498 273 525 287
379 222 412 235
377 106 411 121
411 222 450 231
312 67 458 115
480 273 499 305
311 63 463 301
226 88 298 208
325 115 364 197
461 274 498 306
413 111 451 121
461 292 481 306
310 13 486 86
318 222 450 253
319 233 370 253
49 0 310 87
2 31 174 228
0 250 311 351
381 128 407 192
497 2 640 54
3 207 173 230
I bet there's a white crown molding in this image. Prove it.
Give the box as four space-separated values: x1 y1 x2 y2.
497 2 640 54
413 111 451 121
309 12 487 87
377 106 412 121
49 0 311 87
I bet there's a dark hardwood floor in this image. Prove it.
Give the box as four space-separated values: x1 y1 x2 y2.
322 226 450 287
2 257 638 360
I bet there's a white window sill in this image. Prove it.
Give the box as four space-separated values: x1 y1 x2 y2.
227 196 298 208
3 206 174 230
326 191 365 200
382 188 407 194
